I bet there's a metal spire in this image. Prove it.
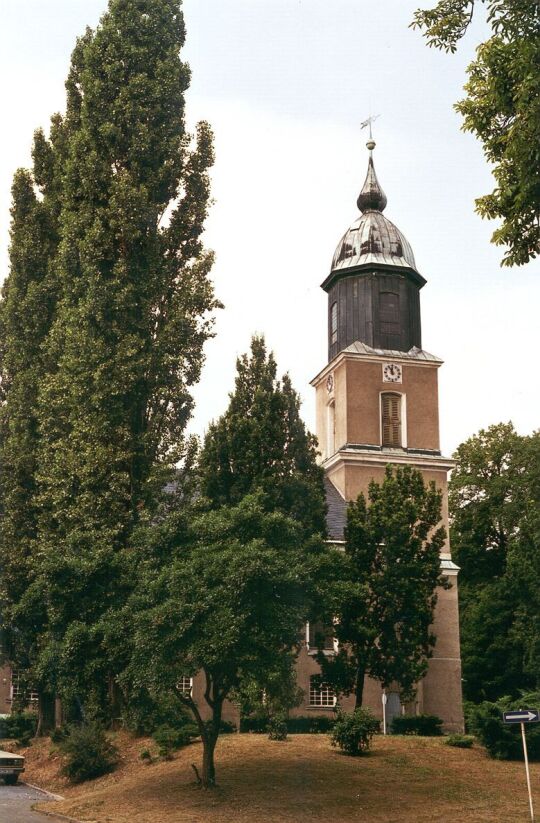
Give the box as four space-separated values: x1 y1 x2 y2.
357 115 387 213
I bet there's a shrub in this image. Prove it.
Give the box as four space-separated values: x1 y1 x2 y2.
152 723 199 758
0 711 37 745
139 748 154 764
468 693 540 761
240 716 268 733
445 733 474 749
331 709 380 756
219 719 237 734
391 714 443 737
240 714 336 734
121 690 194 737
58 723 119 783
287 715 336 734
268 714 288 741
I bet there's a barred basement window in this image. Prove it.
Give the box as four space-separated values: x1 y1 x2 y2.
330 302 338 345
177 676 193 696
10 671 38 704
309 676 336 708
381 392 401 447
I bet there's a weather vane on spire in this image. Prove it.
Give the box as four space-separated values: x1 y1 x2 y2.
360 114 380 149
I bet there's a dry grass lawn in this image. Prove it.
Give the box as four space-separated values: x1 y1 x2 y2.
18 731 540 823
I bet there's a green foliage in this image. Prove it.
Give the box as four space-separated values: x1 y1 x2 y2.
199 336 326 538
234 655 303 736
139 748 153 764
330 709 380 756
445 733 474 748
390 714 443 736
468 693 540 760
450 424 539 702
268 714 288 741
152 723 198 758
0 712 37 745
412 0 540 266
240 714 336 734
320 465 446 707
127 492 336 786
57 723 119 783
0 0 217 719
286 715 336 734
121 689 193 737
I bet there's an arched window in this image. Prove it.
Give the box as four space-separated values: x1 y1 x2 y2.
381 392 401 447
330 302 338 345
326 401 335 457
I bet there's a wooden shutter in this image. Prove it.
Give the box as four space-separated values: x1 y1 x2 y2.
382 393 401 447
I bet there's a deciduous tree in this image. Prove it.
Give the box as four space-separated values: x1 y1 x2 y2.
127 495 332 787
450 423 539 700
319 466 446 707
412 0 540 266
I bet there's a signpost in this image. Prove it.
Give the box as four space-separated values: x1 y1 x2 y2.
503 709 539 822
382 690 387 735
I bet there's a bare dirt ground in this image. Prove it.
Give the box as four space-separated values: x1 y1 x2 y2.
18 731 540 823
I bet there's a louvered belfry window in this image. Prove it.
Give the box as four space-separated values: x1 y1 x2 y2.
381 393 401 447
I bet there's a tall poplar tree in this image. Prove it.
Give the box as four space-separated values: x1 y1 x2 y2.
0 0 217 716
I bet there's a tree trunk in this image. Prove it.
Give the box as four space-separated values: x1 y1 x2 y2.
54 696 63 729
201 731 218 788
107 674 122 729
354 666 366 709
36 692 55 737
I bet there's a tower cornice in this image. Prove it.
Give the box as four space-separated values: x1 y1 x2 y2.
310 343 443 388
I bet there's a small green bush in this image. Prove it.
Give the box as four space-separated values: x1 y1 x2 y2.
240 716 269 733
268 714 288 741
139 748 154 764
152 723 199 758
391 714 443 737
287 715 336 734
331 709 380 756
58 723 119 783
0 711 37 745
445 733 474 749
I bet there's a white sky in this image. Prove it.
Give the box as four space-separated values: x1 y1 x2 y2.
1 0 539 456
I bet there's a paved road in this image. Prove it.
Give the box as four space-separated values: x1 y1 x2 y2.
0 782 66 823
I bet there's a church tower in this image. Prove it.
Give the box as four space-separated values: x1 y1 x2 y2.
311 138 464 731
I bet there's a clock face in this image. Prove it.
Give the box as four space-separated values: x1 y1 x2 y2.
382 363 402 383
326 374 334 393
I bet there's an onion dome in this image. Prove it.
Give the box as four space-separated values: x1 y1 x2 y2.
330 140 419 276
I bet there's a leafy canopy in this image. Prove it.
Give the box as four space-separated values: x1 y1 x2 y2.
412 0 540 266
450 423 540 701
319 466 446 707
199 335 326 538
127 494 335 786
0 0 217 720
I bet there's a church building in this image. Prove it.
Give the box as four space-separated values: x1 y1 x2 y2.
0 138 464 733
292 137 464 731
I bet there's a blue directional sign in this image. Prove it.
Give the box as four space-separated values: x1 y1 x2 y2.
503 709 540 724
